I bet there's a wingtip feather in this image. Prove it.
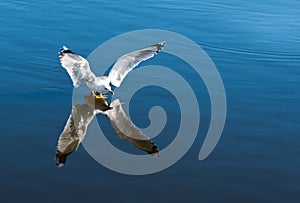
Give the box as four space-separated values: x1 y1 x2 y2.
159 41 166 46
55 150 67 167
59 45 75 57
156 41 166 53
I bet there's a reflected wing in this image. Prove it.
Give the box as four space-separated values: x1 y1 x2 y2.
55 103 95 167
106 99 159 156
108 42 165 87
59 46 96 88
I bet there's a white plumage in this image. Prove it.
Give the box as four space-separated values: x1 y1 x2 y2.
59 42 166 95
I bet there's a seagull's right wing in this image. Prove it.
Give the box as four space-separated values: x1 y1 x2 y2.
59 46 96 88
108 42 165 87
106 100 159 156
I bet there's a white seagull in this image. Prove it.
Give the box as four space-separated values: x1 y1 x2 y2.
59 41 166 98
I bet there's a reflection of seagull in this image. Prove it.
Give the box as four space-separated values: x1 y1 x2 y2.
106 100 159 157
56 94 159 167
59 42 165 98
55 93 111 167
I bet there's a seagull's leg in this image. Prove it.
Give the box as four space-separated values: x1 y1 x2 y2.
95 92 107 99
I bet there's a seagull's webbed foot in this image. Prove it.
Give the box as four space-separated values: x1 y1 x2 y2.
93 90 113 99
93 91 108 99
95 92 107 99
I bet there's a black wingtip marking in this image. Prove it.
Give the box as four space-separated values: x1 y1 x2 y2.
61 49 75 54
148 140 159 156
155 41 166 53
55 150 67 167
59 46 75 54
59 46 76 58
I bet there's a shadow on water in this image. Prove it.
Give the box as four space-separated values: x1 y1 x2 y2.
55 92 159 167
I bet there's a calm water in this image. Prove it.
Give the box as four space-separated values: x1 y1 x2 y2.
1 0 299 202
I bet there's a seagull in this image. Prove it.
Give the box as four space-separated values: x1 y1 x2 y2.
55 94 159 167
59 41 166 98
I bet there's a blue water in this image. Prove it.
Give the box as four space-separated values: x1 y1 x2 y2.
1 0 299 202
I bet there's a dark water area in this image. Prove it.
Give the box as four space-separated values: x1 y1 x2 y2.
0 0 299 202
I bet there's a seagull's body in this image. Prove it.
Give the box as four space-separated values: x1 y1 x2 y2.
59 42 166 97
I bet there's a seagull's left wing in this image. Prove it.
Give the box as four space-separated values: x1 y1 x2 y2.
59 46 96 88
108 41 166 87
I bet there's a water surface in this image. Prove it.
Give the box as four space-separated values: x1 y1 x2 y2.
0 0 299 202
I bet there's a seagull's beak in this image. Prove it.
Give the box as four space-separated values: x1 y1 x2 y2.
109 90 114 95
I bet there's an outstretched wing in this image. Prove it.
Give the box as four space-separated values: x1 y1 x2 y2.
59 46 96 88
106 99 159 156
108 41 166 87
55 103 95 167
55 94 112 167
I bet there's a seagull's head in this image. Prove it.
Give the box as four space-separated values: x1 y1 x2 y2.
104 83 114 95
95 76 114 95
